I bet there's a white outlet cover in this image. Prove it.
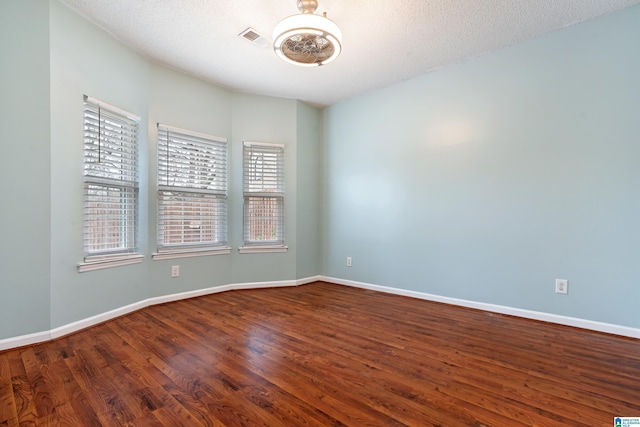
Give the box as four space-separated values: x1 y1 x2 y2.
555 279 568 294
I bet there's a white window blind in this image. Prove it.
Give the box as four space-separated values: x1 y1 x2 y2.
157 124 228 253
83 96 139 260
242 142 285 247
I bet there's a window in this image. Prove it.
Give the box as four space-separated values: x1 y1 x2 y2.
155 124 229 259
79 96 142 272
241 142 286 253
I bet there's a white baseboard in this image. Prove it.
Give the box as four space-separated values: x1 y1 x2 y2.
50 300 148 341
3 274 636 351
321 276 640 340
0 276 321 351
0 330 52 351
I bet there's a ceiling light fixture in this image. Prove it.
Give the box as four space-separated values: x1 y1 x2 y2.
273 0 342 67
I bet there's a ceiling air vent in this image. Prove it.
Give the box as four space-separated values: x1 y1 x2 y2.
239 28 269 47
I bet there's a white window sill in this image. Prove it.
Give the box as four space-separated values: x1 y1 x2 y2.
239 245 288 254
152 247 231 261
78 254 144 273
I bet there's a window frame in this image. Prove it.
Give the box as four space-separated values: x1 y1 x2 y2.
78 96 142 272
240 141 287 254
153 124 230 260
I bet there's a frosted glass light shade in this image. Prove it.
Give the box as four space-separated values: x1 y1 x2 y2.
273 13 342 66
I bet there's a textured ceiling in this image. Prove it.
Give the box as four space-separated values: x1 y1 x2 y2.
58 0 640 107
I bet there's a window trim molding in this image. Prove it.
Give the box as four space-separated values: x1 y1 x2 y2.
84 95 140 122
158 123 226 143
238 245 288 254
78 254 144 273
152 246 231 261
243 141 285 149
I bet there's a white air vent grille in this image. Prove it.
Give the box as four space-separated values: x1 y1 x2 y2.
239 28 269 47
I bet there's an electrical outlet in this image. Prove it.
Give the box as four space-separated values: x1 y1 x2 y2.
171 265 180 278
346 257 352 267
555 279 568 294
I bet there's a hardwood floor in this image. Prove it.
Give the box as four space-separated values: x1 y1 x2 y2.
1 281 639 426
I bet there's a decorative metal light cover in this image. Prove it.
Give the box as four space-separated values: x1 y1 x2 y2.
273 0 342 67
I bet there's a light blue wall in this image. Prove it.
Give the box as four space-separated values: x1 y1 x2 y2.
49 0 152 328
2 0 637 341
322 4 640 328
147 65 234 296
46 1 318 329
0 0 51 339
296 101 322 278
230 93 299 282
0 0 321 340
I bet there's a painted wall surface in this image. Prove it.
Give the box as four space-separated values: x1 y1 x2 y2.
147 65 234 296
0 0 52 339
12 0 322 334
46 1 318 330
322 5 640 328
49 0 151 328
230 93 299 283
3 0 637 342
296 101 322 279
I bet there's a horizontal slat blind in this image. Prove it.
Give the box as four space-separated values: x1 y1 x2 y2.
83 97 139 257
84 105 137 186
243 142 285 245
157 125 228 251
84 185 137 254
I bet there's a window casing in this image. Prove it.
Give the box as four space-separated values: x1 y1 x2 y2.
241 142 286 253
80 96 141 271
155 124 228 258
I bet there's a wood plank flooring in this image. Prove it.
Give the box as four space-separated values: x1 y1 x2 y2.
1 281 639 426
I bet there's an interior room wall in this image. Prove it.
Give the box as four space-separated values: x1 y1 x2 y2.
49 0 152 329
230 93 299 283
296 101 322 279
147 65 234 297
321 4 640 329
0 0 321 342
0 1 52 339
1 0 637 342
47 0 319 330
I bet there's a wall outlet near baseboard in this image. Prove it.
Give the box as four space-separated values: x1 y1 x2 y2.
346 257 352 267
171 265 180 278
555 279 568 294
